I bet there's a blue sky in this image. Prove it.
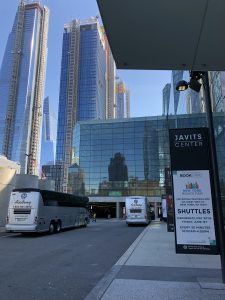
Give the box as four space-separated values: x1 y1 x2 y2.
0 0 172 117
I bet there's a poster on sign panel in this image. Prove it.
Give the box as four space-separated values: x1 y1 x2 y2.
173 170 217 254
169 128 218 254
162 198 167 219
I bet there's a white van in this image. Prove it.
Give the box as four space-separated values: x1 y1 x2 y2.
125 196 151 225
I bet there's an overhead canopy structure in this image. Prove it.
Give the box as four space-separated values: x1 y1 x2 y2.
97 0 225 71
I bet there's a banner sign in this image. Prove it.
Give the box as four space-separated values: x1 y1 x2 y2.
162 198 167 219
169 128 218 254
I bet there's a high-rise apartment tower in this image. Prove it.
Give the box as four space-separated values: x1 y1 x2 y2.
102 28 116 119
56 17 108 191
0 1 49 175
40 97 57 167
116 81 130 118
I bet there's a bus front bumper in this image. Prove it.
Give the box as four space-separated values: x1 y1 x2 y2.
126 219 149 225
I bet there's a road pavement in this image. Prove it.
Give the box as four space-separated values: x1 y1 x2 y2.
0 219 144 300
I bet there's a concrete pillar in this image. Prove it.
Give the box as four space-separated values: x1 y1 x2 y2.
116 202 120 218
154 202 158 218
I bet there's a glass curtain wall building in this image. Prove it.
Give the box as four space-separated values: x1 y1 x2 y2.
77 20 106 121
69 113 225 218
0 1 49 175
168 71 184 115
115 81 130 118
40 97 57 167
209 71 225 113
56 18 107 191
162 83 171 115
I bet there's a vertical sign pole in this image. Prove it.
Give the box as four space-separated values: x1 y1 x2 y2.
202 71 225 283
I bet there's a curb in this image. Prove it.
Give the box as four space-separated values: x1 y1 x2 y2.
116 224 150 266
84 224 151 300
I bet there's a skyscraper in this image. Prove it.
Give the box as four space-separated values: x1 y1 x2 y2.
126 89 130 118
209 71 225 113
168 70 184 115
40 97 57 167
115 81 130 118
0 1 49 175
102 28 116 119
162 83 171 115
56 17 108 191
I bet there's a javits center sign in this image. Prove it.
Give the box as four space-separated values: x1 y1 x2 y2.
169 128 218 255
169 128 210 170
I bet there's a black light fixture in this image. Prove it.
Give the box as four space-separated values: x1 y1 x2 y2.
189 77 201 92
176 80 189 91
176 71 202 93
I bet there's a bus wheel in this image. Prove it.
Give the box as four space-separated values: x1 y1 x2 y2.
49 222 55 234
82 217 88 227
55 221 61 233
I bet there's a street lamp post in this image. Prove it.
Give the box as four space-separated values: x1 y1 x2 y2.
201 72 225 283
176 71 225 283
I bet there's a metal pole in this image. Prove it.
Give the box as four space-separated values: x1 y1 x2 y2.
202 71 225 283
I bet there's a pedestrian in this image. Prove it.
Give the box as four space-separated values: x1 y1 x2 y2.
92 212 96 222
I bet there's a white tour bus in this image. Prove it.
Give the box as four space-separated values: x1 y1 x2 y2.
125 196 151 225
5 188 89 234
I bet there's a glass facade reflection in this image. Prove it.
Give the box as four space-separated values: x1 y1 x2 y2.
69 113 225 203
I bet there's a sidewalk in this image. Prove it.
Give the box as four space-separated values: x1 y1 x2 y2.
85 220 225 300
